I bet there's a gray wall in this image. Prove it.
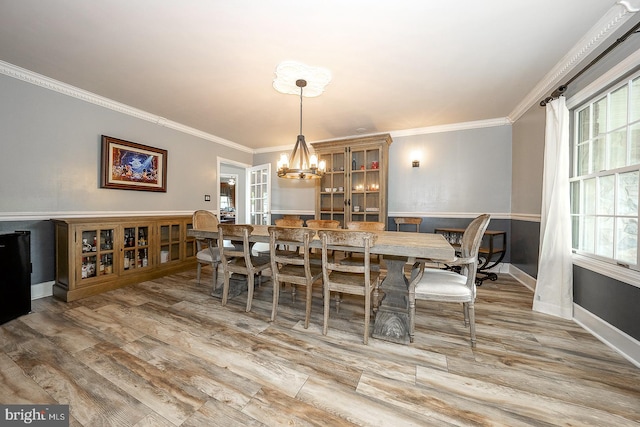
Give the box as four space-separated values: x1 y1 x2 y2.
258 125 513 218
0 74 251 284
510 103 545 278
389 127 512 215
0 75 252 214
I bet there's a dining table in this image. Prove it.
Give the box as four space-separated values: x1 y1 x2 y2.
188 225 455 344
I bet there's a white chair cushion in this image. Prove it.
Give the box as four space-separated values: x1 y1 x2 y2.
414 268 473 301
251 242 270 257
196 248 220 263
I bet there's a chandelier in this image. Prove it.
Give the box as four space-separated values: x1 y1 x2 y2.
277 79 326 179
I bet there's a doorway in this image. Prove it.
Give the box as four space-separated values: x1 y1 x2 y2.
217 157 251 223
219 174 237 223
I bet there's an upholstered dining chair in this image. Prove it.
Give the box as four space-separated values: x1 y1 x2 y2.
217 224 271 312
192 210 221 292
408 214 490 347
340 221 385 271
268 226 322 328
318 229 380 345
394 217 422 232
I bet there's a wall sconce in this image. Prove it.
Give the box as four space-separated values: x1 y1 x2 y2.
410 151 421 168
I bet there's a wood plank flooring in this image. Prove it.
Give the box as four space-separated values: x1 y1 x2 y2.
1 269 638 426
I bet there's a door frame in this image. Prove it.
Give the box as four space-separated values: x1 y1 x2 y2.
216 157 251 223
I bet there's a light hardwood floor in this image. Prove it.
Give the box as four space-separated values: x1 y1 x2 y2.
1 269 638 426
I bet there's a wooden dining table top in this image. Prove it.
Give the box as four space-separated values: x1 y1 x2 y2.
189 225 455 261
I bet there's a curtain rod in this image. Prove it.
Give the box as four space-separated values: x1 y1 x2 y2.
540 20 640 106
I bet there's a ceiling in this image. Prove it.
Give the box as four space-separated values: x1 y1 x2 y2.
0 1 628 151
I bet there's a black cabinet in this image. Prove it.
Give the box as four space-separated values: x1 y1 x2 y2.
0 231 31 324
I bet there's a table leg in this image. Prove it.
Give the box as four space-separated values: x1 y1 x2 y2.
372 256 411 344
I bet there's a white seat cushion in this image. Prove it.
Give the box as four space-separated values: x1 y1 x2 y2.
251 242 270 257
196 248 220 263
414 268 473 301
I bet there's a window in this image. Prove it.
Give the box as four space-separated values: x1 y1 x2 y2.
570 72 640 271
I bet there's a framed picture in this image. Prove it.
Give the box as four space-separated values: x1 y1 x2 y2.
100 135 167 192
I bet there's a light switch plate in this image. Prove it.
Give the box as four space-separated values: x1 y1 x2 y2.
204 195 211 202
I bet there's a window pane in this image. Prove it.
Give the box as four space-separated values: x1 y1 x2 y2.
592 136 606 172
610 86 628 130
570 181 580 214
616 218 638 264
593 96 607 137
595 216 614 258
578 142 590 176
631 122 640 166
608 129 627 169
581 216 595 252
598 175 614 215
584 178 596 215
631 76 640 122
571 215 580 249
617 171 639 216
577 106 590 143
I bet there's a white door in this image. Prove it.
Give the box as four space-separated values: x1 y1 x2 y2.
246 163 271 225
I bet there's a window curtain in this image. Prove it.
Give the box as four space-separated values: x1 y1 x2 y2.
533 96 573 319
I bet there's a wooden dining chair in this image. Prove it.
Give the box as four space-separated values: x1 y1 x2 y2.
282 214 301 220
305 219 340 229
408 214 490 347
253 218 305 257
318 229 380 344
268 226 322 328
305 219 341 264
192 210 221 292
340 221 385 271
217 224 271 312
394 217 422 232
275 218 304 227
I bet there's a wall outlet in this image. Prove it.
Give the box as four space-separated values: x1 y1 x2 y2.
204 195 211 202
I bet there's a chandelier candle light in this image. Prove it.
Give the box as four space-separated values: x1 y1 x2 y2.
277 79 326 179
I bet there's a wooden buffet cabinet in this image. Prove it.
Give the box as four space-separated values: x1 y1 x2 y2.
311 134 391 227
52 215 197 301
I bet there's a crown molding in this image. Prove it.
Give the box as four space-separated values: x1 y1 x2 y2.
0 60 253 154
509 1 639 122
388 117 512 138
255 118 513 154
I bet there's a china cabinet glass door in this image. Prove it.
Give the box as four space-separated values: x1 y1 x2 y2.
79 226 115 282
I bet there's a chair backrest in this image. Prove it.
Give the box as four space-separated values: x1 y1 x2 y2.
282 214 301 220
274 218 304 227
460 214 491 260
193 210 219 230
306 219 341 229
268 226 315 270
318 230 377 275
346 221 385 231
217 224 254 269
394 217 422 232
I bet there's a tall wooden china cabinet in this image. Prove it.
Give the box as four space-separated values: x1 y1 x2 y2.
311 134 391 227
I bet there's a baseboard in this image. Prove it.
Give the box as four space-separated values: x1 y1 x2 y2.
31 281 54 300
573 304 640 369
505 264 537 291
